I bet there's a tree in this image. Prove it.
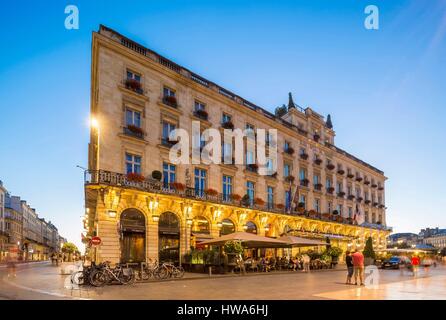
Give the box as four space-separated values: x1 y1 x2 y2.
363 237 375 259
62 242 79 262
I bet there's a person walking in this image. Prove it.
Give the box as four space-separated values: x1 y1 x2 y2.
345 251 354 284
5 252 17 278
411 255 420 277
352 249 365 286
302 253 311 273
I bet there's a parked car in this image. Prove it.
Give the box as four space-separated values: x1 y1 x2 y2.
381 256 408 269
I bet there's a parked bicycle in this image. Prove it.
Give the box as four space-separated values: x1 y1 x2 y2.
89 261 135 287
71 261 106 286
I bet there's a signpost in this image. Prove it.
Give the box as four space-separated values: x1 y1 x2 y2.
90 236 101 246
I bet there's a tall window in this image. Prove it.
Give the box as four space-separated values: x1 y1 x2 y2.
284 163 291 177
313 174 320 185
326 178 332 188
328 201 332 213
125 153 141 174
222 175 232 201
162 121 176 143
126 109 141 127
267 186 274 209
285 190 292 211
356 187 361 198
245 123 255 134
314 199 320 213
163 163 176 187
222 113 232 124
266 158 274 174
299 147 306 155
247 181 255 205
284 140 290 151
299 194 306 208
337 204 343 215
194 168 207 196
246 150 255 165
222 142 232 162
194 100 206 111
127 70 141 82
163 87 175 97
336 182 343 193
347 186 352 196
299 168 306 180
348 207 353 218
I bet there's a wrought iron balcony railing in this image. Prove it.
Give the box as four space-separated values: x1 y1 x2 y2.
84 170 391 231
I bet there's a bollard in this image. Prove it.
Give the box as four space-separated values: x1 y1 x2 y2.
209 266 212 277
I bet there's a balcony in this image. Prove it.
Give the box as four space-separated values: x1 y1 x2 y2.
299 153 309 160
221 120 235 130
193 109 209 121
337 169 345 175
85 169 390 231
124 79 144 94
337 191 346 198
326 163 335 171
355 176 363 182
300 179 309 187
314 183 323 192
284 147 295 155
314 158 323 166
347 194 355 201
326 187 335 194
162 96 178 108
245 163 258 173
123 125 144 139
347 172 354 179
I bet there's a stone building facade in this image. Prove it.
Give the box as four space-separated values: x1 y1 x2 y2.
85 25 391 264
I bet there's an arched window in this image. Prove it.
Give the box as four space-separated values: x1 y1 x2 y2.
192 216 210 234
245 221 257 234
220 219 235 236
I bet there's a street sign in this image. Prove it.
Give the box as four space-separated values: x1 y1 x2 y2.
90 236 101 246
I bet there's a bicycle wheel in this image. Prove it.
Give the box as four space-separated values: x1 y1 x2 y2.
119 268 136 285
71 271 85 285
172 266 185 278
90 270 107 287
155 265 170 280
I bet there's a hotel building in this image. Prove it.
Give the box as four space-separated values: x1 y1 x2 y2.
85 25 391 264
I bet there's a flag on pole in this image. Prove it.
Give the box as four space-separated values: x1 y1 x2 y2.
354 204 359 221
289 182 300 214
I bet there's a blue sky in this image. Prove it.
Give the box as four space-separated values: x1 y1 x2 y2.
1 0 445 248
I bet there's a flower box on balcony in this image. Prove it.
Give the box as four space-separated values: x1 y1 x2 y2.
371 184 378 188
308 210 318 218
171 182 186 191
314 183 323 191
247 163 258 173
378 204 385 209
125 125 144 138
348 195 355 200
125 79 143 94
300 179 309 187
337 169 345 175
355 177 363 182
268 172 278 179
284 147 295 155
336 216 343 223
300 153 309 160
205 188 218 196
276 203 285 210
126 172 145 183
231 194 242 201
314 158 323 165
373 202 379 207
357 197 364 202
327 187 335 194
347 173 354 179
285 176 295 183
378 186 384 191
364 180 370 185
163 96 178 108
332 210 339 216
313 134 320 142
193 109 209 120
346 217 354 225
321 213 331 220
254 198 265 206
221 121 235 129
326 163 335 170
337 191 346 198
365 200 371 205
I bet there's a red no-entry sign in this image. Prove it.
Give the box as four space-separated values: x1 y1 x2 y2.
90 236 102 246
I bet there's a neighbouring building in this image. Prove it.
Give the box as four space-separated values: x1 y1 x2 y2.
387 233 419 248
4 195 23 255
423 229 446 250
0 181 7 260
0 180 65 261
84 25 391 265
